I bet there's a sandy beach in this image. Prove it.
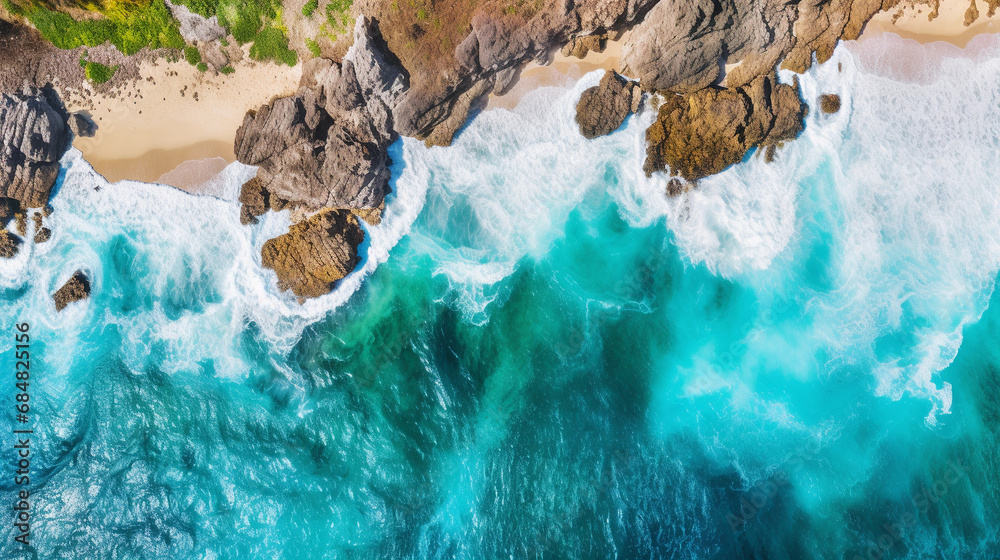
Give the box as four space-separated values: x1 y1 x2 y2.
66 54 300 190
487 34 626 111
861 0 1000 46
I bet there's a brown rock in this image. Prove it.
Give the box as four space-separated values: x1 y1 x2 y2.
0 229 19 258
238 176 270 225
820 94 841 114
576 71 638 139
352 203 384 226
965 0 979 26
34 227 50 243
13 211 25 235
643 74 806 181
560 35 606 59
261 210 365 300
53 271 91 311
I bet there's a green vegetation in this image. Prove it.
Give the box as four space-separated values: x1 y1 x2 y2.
196 61 208 71
84 61 118 84
174 0 217 17
305 37 321 57
248 26 297 66
184 45 202 64
220 64 235 74
13 0 185 55
301 0 317 17
323 0 352 35
9 0 301 68
217 0 277 43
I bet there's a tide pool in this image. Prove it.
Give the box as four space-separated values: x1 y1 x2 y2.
2 34 1000 559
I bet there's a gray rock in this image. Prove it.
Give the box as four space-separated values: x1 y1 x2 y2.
0 85 70 209
68 112 97 138
165 0 225 43
575 70 638 139
53 270 91 311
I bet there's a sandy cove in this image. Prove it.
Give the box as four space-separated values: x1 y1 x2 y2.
66 54 300 191
69 0 1000 194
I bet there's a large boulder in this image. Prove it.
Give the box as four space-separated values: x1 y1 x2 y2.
0 86 70 208
575 70 641 139
261 210 365 301
643 74 806 181
53 271 91 311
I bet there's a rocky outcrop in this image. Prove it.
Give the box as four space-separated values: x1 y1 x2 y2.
261 209 365 300
0 85 94 210
561 35 607 59
0 86 69 208
820 94 841 113
575 70 642 139
621 0 898 93
643 74 806 181
235 18 405 213
53 271 91 311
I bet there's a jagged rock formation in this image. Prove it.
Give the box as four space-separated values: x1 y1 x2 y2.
235 18 404 213
820 93 841 113
0 86 90 258
53 270 91 311
621 0 898 93
0 86 70 208
261 209 365 300
575 70 642 139
643 74 806 181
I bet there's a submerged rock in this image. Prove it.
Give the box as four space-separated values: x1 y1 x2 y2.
576 70 641 139
261 210 365 300
644 74 806 181
53 271 91 311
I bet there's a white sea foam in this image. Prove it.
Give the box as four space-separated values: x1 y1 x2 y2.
629 37 1000 421
3 144 428 377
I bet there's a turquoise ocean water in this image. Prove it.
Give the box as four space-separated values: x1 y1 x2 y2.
2 35 1000 558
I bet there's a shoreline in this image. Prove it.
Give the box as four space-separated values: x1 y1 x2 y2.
66 54 300 188
859 0 1000 47
76 0 1000 195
